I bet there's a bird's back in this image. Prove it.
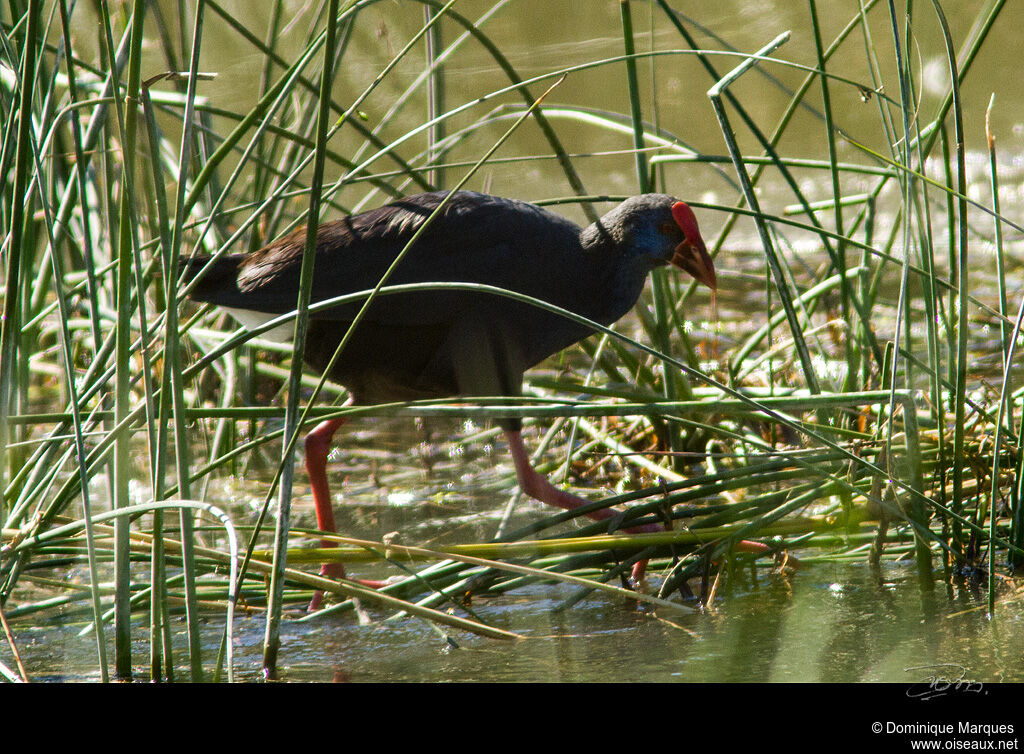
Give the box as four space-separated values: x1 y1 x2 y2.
188 192 591 316
185 191 603 402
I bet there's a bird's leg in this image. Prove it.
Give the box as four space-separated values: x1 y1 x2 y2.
504 429 656 585
305 418 346 611
306 419 346 565
504 429 658 532
305 416 388 610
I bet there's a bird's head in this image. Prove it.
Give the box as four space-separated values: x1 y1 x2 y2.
601 195 716 291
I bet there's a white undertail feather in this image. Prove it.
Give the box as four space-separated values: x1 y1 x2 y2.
223 307 294 343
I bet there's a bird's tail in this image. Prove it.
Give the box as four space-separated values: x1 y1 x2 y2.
181 253 244 306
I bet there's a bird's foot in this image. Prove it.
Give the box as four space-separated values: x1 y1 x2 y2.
731 540 800 571
308 590 328 613
308 562 396 612
308 562 343 612
627 558 649 591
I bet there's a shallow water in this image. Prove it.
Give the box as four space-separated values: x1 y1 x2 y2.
7 0 1024 685
12 553 1021 683
269 561 1022 684
8 414 1022 684
9 331 1023 682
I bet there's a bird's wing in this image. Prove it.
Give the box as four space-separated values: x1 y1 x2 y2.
187 192 589 327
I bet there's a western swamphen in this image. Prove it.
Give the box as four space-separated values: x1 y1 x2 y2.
186 190 715 606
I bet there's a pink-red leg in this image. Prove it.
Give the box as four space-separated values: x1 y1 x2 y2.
304 423 787 609
504 431 790 585
305 416 388 610
306 418 346 611
730 539 799 569
505 429 656 584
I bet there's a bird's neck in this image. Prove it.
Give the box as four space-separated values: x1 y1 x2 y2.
578 219 655 326
578 218 617 251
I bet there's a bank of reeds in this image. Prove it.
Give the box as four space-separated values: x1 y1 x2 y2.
0 0 1018 682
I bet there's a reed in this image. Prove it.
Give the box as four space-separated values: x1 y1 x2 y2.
0 0 1017 681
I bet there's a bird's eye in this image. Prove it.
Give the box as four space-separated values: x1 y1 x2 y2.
659 223 676 236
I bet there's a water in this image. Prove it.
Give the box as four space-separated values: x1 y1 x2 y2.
6 0 1024 683
8 416 1023 683
12 555 1020 682
272 562 1023 683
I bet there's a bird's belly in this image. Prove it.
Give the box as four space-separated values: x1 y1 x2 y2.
335 367 454 404
304 319 460 403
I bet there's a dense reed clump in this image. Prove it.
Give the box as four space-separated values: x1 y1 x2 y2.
0 0 1018 682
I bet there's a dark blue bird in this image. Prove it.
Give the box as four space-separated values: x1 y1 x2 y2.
186 190 715 605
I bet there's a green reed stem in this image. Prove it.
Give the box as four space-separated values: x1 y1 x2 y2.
262 0 342 680
620 0 690 469
708 33 822 398
928 0 968 564
164 2 210 682
0 0 40 526
985 97 1010 612
28 87 110 684
425 4 446 188
808 0 852 389
95 0 145 680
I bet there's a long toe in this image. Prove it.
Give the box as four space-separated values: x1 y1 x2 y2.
308 561 346 612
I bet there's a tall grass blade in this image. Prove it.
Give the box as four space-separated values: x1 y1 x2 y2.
707 33 823 397
262 0 344 680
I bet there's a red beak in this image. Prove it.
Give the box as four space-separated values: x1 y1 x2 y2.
670 202 716 291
